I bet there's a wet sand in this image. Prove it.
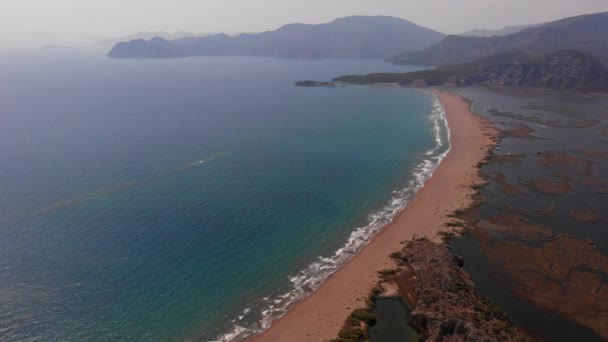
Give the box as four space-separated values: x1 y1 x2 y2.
252 89 498 341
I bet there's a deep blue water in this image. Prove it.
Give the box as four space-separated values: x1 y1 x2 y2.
0 49 446 341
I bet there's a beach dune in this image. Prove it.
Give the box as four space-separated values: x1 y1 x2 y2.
252 89 498 341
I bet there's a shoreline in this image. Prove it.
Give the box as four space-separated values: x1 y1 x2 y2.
251 89 499 341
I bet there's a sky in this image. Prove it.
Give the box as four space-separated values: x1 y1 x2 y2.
1 0 608 37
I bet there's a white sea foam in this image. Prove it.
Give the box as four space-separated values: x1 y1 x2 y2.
214 92 451 342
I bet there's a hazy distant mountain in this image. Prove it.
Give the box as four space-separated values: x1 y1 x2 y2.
107 16 445 59
459 23 545 37
98 31 214 46
337 50 608 92
388 12 608 66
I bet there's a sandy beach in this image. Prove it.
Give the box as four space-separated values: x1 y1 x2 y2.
253 89 498 341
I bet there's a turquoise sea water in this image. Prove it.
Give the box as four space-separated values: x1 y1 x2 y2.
0 49 448 341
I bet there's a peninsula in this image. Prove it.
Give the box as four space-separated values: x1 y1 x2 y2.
335 50 608 92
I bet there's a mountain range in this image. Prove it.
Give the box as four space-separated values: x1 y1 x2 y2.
107 16 445 59
388 12 608 66
459 23 545 37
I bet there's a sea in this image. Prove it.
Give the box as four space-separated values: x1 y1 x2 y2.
0 48 450 341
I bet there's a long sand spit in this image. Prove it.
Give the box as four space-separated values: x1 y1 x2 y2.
252 89 498 341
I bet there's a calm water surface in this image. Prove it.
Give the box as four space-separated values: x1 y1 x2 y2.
0 49 443 341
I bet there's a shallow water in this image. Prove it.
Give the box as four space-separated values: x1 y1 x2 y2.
0 49 447 341
449 87 608 341
369 297 421 342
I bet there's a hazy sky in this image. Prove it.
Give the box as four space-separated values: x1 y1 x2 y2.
2 0 608 36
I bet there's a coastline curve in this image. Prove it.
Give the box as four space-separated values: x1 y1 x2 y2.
214 89 452 342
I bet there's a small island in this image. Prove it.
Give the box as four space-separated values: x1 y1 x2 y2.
294 80 337 87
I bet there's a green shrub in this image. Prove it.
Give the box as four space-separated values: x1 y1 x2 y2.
378 268 399 277
350 309 377 325
389 251 403 260
337 327 365 340
370 286 383 298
